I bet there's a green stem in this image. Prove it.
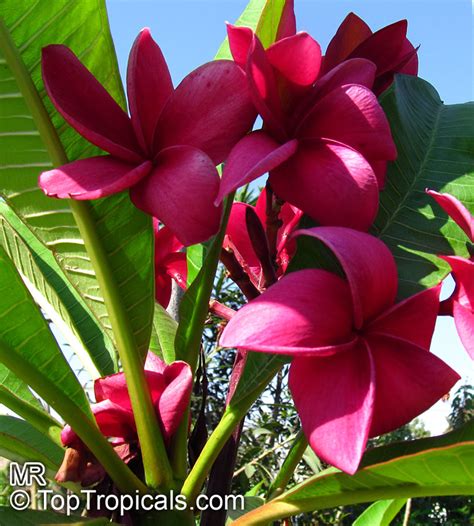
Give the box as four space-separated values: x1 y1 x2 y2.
0 342 147 493
267 430 308 500
70 201 173 490
0 386 62 447
170 194 235 481
0 18 171 490
180 381 268 505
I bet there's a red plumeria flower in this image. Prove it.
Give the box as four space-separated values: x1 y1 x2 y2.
215 24 396 230
428 190 474 359
39 29 256 246
59 353 192 483
220 227 459 474
224 190 302 289
322 12 419 95
154 220 187 308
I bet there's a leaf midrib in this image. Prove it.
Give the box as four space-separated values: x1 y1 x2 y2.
375 93 443 239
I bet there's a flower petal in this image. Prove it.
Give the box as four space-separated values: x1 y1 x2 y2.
225 202 262 277
158 361 193 440
130 146 222 246
39 156 151 200
293 226 398 328
155 223 184 264
246 34 287 140
227 24 253 68
266 32 322 86
297 84 397 161
154 61 256 165
369 159 388 189
155 271 172 308
287 58 377 134
163 253 188 290
127 28 173 153
313 58 377 99
220 269 356 355
427 190 474 242
367 336 460 437
144 352 167 374
92 400 137 442
61 399 137 447
270 140 379 232
289 341 375 474
453 302 474 360
367 285 441 350
94 370 167 410
42 45 141 162
349 20 408 76
215 132 298 204
441 256 474 309
323 12 372 72
276 0 297 40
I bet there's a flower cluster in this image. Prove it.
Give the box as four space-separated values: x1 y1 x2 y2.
57 353 192 485
39 3 468 479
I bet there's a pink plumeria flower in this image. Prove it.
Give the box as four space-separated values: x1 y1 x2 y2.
58 353 192 484
224 189 302 289
322 12 418 95
428 190 474 359
215 22 397 230
39 29 256 246
220 227 459 474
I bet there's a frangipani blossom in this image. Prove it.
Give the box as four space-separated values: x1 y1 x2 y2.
154 221 187 308
59 353 192 484
216 24 396 230
224 190 302 289
220 227 459 473
39 29 255 246
428 190 474 358
323 12 418 95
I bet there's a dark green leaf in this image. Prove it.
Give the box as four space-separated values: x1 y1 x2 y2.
373 75 474 298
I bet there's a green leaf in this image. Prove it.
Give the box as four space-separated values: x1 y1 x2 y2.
290 76 474 300
0 369 62 445
0 1 154 358
353 499 407 526
186 243 206 287
215 0 289 59
149 302 178 364
0 246 146 494
302 446 322 475
0 415 63 476
230 352 288 406
0 245 91 416
0 202 116 376
372 75 474 299
231 421 474 525
0 508 115 526
227 496 265 523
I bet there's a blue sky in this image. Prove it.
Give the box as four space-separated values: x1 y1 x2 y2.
106 0 473 432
